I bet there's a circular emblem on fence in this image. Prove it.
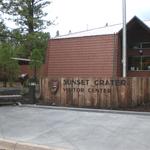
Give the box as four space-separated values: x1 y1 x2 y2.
49 80 59 94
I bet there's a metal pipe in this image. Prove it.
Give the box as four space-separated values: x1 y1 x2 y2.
140 56 142 70
112 33 116 79
122 0 127 77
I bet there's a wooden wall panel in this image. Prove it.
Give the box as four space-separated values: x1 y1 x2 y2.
41 77 150 109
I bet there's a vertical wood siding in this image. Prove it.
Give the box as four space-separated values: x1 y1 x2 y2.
40 77 150 109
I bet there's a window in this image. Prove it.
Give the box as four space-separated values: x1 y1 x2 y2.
142 43 150 49
132 42 150 50
128 56 150 71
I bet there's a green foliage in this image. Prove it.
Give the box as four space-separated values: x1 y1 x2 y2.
0 22 20 85
0 0 51 33
0 0 51 59
0 0 51 83
0 21 10 42
30 48 43 69
23 32 50 58
10 31 50 60
0 43 19 83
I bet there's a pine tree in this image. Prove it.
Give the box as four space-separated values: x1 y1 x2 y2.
0 0 51 56
0 43 19 87
0 0 51 85
0 0 51 33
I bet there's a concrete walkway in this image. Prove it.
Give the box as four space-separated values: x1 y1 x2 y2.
0 106 150 150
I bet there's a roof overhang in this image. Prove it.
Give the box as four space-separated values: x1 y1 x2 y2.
118 16 150 34
11 57 31 62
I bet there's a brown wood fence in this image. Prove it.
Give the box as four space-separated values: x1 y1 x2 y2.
40 77 150 108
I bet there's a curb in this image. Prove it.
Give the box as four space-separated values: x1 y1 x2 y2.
20 104 150 116
0 139 65 150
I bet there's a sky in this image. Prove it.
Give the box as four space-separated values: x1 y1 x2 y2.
46 0 150 37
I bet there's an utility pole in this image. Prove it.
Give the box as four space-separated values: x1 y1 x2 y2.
122 0 127 77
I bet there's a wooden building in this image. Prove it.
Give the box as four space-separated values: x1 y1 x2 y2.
36 17 150 107
23 16 150 77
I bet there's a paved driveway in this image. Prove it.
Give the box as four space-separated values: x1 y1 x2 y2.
0 106 150 150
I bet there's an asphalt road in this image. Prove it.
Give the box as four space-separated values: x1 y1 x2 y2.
0 106 150 150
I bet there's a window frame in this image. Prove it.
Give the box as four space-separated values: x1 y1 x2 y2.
128 56 150 71
131 42 150 50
